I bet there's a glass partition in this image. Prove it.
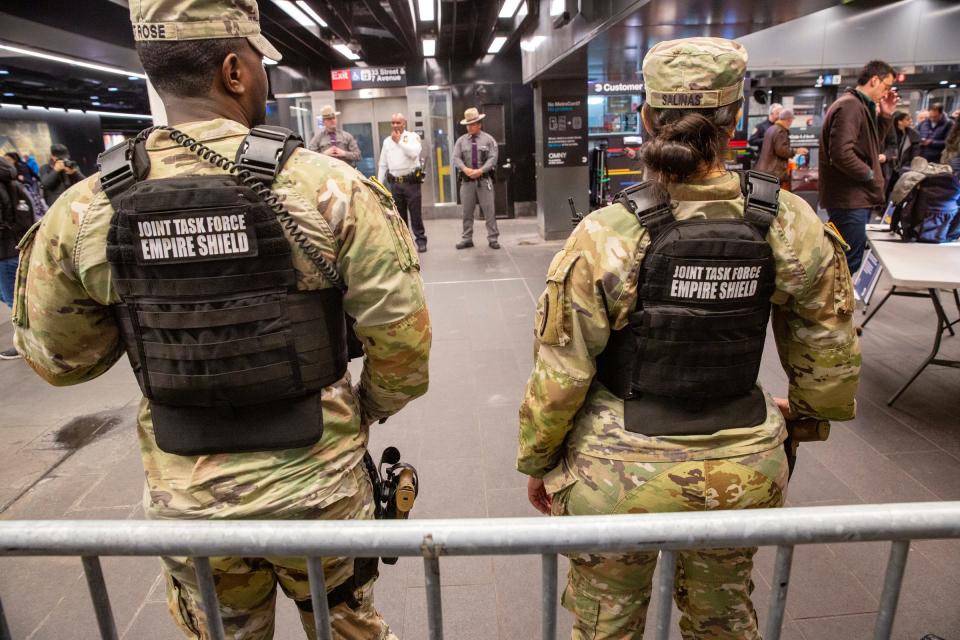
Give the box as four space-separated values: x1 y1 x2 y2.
428 89 455 204
588 94 642 137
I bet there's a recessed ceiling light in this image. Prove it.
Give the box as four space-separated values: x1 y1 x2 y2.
487 36 507 54
90 96 99 100
418 0 434 22
940 80 948 85
108 87 119 92
294 1 328 27
498 0 523 18
272 0 315 28
0 70 8 75
3 92 14 97
0 43 146 79
332 44 360 61
422 38 436 57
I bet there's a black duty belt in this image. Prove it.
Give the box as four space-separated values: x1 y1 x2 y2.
387 172 418 184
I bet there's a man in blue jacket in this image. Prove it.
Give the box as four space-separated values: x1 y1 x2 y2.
917 103 953 162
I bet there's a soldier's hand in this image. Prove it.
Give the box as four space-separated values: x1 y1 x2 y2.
527 477 552 515
773 397 794 420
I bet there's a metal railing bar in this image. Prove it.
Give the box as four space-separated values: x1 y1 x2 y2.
873 540 910 640
541 553 558 640
306 557 333 640
2 502 957 558
80 556 119 640
763 545 794 640
654 550 676 640
0 593 12 640
424 556 444 640
193 556 226 640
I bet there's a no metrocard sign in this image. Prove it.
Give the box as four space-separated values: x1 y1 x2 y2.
331 67 406 91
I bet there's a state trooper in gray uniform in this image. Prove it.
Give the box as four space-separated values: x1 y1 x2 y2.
453 107 500 249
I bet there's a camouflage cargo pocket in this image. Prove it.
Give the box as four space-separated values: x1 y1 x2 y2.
543 461 578 516
823 225 854 318
165 574 202 636
11 220 41 329
537 250 581 346
363 177 419 273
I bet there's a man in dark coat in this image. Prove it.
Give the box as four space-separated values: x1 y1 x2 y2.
917 103 953 162
38 144 85 206
755 108 794 187
748 102 782 153
819 60 898 273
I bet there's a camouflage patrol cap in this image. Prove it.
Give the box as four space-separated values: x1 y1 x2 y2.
643 37 747 109
128 0 282 61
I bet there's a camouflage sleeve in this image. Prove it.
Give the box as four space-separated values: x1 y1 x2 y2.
12 177 125 385
769 197 861 421
517 225 621 477
339 176 431 425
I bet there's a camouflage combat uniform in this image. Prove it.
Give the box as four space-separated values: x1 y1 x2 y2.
517 38 860 640
13 117 430 638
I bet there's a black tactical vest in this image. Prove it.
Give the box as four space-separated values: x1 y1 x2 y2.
99 126 348 455
595 172 780 436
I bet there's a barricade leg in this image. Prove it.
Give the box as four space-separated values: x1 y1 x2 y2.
424 556 443 640
873 540 910 640
81 556 119 640
541 553 558 640
0 593 11 640
654 550 676 640
193 556 226 640
764 545 794 640
306 557 333 640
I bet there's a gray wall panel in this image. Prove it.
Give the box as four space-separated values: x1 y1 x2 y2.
738 0 960 71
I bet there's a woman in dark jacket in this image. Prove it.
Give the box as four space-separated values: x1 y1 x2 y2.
885 112 922 201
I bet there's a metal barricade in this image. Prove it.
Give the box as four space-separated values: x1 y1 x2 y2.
1 501 959 640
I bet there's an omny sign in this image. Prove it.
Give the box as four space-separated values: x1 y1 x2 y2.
331 66 406 91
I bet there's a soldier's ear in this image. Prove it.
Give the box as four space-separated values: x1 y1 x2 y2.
220 52 245 97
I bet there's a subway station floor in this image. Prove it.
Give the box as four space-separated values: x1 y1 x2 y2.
1 217 959 640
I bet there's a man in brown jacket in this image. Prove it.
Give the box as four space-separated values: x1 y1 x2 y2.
819 60 898 273
756 108 794 188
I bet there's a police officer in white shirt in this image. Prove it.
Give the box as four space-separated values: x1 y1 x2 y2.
378 113 426 252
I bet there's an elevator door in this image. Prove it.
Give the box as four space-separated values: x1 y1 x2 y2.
338 97 407 178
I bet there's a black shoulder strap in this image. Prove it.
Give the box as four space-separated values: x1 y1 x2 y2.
235 125 304 186
98 136 151 208
740 170 780 234
614 180 674 240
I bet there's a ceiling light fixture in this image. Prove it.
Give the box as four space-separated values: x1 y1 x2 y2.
487 36 507 54
0 43 147 79
520 35 545 51
0 70 8 75
294 1 328 27
418 0 434 22
272 0 315 28
107 87 119 92
499 0 523 18
332 44 361 61
422 38 436 57
940 80 949 85
427 85 440 90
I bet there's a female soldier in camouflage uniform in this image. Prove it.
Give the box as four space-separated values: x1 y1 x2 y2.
518 38 860 640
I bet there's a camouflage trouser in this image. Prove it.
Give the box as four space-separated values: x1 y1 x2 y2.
162 464 397 640
545 447 789 640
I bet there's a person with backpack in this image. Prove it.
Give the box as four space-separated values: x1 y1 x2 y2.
0 155 35 359
889 155 960 243
518 37 860 639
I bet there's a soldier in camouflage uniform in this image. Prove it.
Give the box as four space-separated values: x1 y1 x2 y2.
518 38 860 640
12 1 430 638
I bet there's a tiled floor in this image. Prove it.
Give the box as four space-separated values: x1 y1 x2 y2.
1 218 958 639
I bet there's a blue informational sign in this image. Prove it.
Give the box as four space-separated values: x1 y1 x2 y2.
853 248 883 305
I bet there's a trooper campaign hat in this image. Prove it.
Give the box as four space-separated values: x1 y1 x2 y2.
319 105 341 120
460 107 486 125
128 0 282 62
643 37 747 109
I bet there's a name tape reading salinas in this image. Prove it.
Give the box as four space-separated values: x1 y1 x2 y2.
132 213 258 264
669 263 763 301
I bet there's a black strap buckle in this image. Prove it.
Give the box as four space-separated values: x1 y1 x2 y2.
235 125 303 186
98 139 138 202
741 170 780 216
